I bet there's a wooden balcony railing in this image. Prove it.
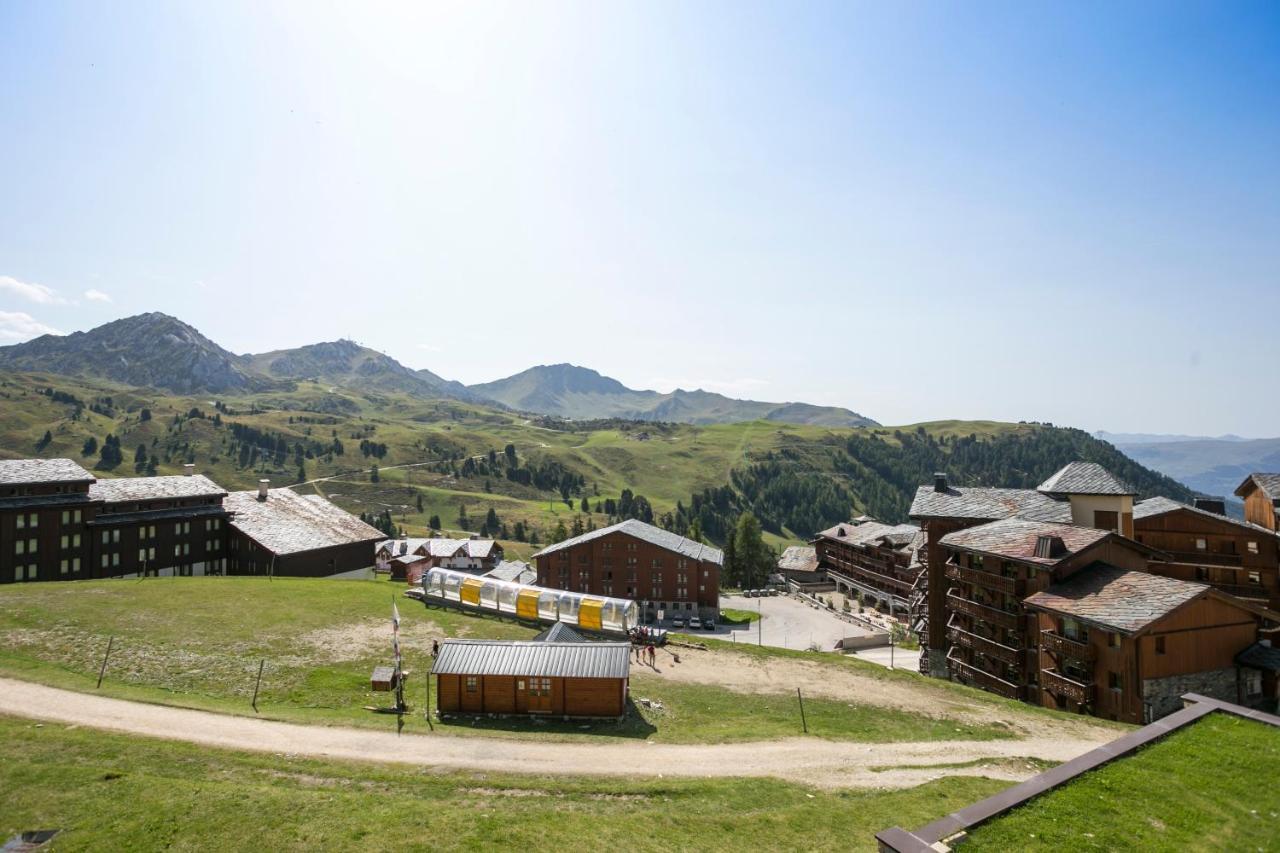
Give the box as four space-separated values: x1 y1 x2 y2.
1211 582 1271 600
1041 668 1094 704
947 654 1024 701
1040 630 1096 662
947 590 1020 630
828 564 913 597
948 624 1023 666
1162 551 1243 568
944 562 1024 596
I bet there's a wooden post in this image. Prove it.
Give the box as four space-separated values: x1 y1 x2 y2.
796 687 808 734
251 659 265 712
96 636 114 688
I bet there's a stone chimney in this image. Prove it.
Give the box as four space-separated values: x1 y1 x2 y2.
183 463 195 476
257 479 270 501
934 472 948 493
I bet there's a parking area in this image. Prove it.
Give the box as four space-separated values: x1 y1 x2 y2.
713 592 879 652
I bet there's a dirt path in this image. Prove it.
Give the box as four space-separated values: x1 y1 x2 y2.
0 678 1108 789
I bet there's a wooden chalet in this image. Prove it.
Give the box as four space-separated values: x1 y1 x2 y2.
433 627 630 719
1235 473 1280 532
812 519 923 616
1025 567 1277 722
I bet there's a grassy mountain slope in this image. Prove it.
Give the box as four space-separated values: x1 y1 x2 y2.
469 363 878 427
0 370 1194 554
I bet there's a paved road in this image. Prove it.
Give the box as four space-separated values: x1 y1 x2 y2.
0 677 1110 790
716 593 873 652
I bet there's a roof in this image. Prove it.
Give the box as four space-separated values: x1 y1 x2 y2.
1023 565 1210 633
224 488 383 556
1134 496 1279 537
485 560 537 584
815 520 920 549
532 622 587 643
1236 642 1280 672
531 519 723 566
1037 462 1136 496
377 538 431 556
0 458 95 485
1235 473 1280 501
939 518 1112 566
777 545 819 573
89 474 226 503
390 553 428 566
909 485 1071 523
432 639 630 679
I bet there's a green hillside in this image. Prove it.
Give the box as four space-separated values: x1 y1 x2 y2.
0 370 1196 555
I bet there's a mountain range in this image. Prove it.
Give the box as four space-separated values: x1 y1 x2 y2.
0 313 876 427
1100 432 1280 500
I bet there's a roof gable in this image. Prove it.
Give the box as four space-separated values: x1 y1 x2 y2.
1235 473 1280 501
1024 564 1216 634
939 518 1113 567
532 519 723 566
225 488 383 555
1037 462 1135 496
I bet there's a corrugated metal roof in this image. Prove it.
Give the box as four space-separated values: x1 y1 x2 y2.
531 519 723 565
225 488 383 555
532 622 587 643
433 639 631 679
89 474 226 503
0 458 95 485
1037 462 1135 496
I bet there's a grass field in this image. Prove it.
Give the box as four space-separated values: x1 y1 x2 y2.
961 712 1280 851
0 715 1010 852
0 577 1055 744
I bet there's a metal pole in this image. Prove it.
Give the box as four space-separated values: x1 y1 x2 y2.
757 595 761 647
96 636 114 688
252 659 265 712
890 634 895 670
796 687 808 734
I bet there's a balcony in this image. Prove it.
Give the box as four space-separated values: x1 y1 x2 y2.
1211 582 1271 601
1041 668 1094 704
828 564 913 597
1162 550 1243 568
947 591 1020 630
1040 630 1096 662
948 624 1023 666
945 562 1024 596
947 654 1024 701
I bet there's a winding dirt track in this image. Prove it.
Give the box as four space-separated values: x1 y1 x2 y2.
0 678 1109 789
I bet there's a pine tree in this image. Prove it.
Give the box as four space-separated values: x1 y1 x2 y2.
369 464 379 483
485 507 500 532
551 519 568 544
580 496 590 513
428 514 442 532
732 512 771 589
513 521 526 542
36 430 52 451
416 494 424 513
81 436 98 456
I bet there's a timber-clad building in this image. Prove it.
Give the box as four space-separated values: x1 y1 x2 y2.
433 632 631 719
1 458 379 582
533 519 722 622
812 519 922 615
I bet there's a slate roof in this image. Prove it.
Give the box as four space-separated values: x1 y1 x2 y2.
224 488 383 556
1023 565 1211 634
377 538 431 557
777 545 819 573
0 458 95 485
432 639 631 679
89 475 226 503
939 518 1112 567
815 520 921 548
1237 642 1280 672
909 485 1071 523
531 519 724 565
1235 473 1280 501
1037 462 1136 496
1134 496 1280 537
532 622 587 643
485 560 537 584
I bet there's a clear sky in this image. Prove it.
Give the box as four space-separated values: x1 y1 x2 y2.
2 1 1277 435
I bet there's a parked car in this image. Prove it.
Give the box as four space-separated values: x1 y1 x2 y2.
671 616 685 629
703 619 716 631
742 590 754 598
689 616 702 630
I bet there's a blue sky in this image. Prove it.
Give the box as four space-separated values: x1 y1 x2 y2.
2 1 1277 435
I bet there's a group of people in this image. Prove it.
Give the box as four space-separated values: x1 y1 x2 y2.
633 641 656 667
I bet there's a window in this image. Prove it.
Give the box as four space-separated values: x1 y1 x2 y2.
465 676 478 693
1195 566 1210 581
1195 538 1207 551
60 559 69 574
1155 636 1166 655
1108 671 1122 691
1093 510 1119 532
15 540 23 556
61 535 69 549
101 554 109 569
101 531 109 545
112 530 119 544
72 533 80 547
61 510 70 524
16 514 24 530
27 539 36 554
1247 541 1259 555
139 549 147 562
1109 632 1121 648
1249 571 1262 585
72 558 80 572
28 513 37 529
74 510 81 523
112 553 120 567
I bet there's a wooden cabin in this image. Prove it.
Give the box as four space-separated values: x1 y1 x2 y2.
433 637 630 719
1025 566 1276 722
1235 473 1280 533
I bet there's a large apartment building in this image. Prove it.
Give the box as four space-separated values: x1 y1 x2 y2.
812 518 922 616
2 459 377 582
532 519 722 622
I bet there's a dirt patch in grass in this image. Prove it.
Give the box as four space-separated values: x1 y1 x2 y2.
297 618 444 662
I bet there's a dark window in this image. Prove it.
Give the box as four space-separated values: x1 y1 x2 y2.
1155 636 1166 655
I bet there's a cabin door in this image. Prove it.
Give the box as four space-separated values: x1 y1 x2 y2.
522 676 552 714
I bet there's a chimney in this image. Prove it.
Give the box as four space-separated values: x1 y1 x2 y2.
1193 497 1226 516
257 479 270 501
1034 535 1067 560
934 472 948 493
183 463 195 476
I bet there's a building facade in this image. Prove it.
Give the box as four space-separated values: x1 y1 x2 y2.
224 482 382 577
1236 473 1280 532
532 519 722 621
813 519 922 616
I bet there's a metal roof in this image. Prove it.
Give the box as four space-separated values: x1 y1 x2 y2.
531 518 724 565
1024 565 1212 634
939 518 1112 567
433 639 631 679
531 622 587 643
89 474 226 503
1037 462 1136 496
0 458 95 485
224 488 383 555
